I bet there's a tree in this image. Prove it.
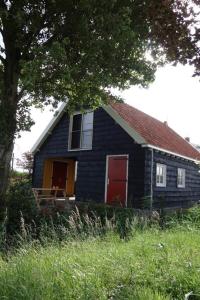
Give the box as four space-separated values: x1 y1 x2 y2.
16 152 33 175
0 0 199 208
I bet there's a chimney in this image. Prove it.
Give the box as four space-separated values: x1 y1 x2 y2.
163 121 168 126
185 137 190 142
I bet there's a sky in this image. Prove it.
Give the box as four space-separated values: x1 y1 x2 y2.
14 63 200 167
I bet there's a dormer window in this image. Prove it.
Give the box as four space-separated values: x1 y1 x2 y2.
69 111 94 150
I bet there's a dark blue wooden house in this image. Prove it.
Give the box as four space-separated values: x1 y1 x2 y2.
31 102 200 209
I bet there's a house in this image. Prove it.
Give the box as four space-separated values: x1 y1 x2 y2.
31 102 200 209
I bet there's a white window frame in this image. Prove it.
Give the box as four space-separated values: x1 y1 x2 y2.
177 168 185 188
68 111 94 151
156 163 167 187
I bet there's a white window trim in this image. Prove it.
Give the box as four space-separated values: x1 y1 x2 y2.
156 163 167 187
68 110 94 151
177 168 186 188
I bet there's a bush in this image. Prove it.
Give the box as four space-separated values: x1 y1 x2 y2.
60 202 151 240
6 180 37 233
162 204 200 230
9 170 30 184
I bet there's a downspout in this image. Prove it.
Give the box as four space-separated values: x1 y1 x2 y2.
150 148 154 211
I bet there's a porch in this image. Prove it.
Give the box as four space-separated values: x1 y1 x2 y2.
32 188 75 212
33 157 77 210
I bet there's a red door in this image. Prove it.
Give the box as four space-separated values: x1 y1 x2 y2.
52 161 68 190
106 155 128 207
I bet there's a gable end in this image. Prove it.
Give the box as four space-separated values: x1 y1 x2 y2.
103 105 146 144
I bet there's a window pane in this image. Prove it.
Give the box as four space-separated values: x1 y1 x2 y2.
178 170 182 185
71 131 81 149
72 114 82 131
156 165 160 176
81 130 93 149
160 167 164 177
82 112 94 131
178 168 185 187
70 111 93 150
156 164 166 186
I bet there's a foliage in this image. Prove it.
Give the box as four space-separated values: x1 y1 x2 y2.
0 1 199 125
6 180 37 233
48 203 152 240
9 170 29 184
16 152 33 175
18 205 150 244
164 205 200 230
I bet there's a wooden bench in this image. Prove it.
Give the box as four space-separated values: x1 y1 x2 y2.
32 188 66 208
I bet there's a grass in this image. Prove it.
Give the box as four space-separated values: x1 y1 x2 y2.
0 227 200 299
1 206 200 299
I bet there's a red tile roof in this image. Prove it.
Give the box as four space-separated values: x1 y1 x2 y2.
111 102 200 160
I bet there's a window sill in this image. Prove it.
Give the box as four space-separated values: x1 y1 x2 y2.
156 184 166 188
68 148 92 152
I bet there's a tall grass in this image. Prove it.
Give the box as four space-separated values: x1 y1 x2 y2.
0 206 200 299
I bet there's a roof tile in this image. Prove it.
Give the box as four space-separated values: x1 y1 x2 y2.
111 102 200 160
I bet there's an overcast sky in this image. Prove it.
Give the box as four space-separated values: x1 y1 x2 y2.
14 63 200 165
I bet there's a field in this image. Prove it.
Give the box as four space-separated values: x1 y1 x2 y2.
1 208 200 300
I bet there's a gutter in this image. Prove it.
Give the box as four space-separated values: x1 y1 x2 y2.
142 144 199 163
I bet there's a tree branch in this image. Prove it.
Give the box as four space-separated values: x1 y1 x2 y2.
21 13 49 61
0 53 5 64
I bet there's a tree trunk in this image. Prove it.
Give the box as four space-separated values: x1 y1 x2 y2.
0 99 17 220
0 69 19 219
0 13 21 219
0 141 14 205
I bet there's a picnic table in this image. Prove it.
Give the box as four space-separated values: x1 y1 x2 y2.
32 188 67 208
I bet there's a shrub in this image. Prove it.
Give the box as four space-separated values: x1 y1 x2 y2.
6 180 37 233
163 204 200 230
9 170 30 184
59 202 151 240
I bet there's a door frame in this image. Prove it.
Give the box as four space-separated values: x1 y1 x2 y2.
104 154 129 207
42 158 76 196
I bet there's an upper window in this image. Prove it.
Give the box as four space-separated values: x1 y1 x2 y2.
156 163 167 187
177 168 185 188
69 111 94 150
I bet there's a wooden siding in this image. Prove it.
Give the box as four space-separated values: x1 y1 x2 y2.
33 108 145 207
144 148 200 208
